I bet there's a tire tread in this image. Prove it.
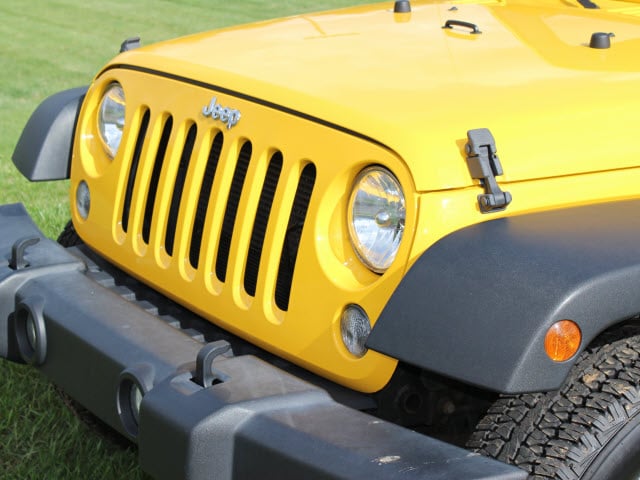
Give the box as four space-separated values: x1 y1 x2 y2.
467 324 640 479
57 220 82 247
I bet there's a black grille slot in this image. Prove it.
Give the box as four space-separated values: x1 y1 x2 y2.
165 124 197 256
215 142 252 282
122 110 150 232
143 116 173 244
275 163 316 311
244 152 283 297
189 132 224 269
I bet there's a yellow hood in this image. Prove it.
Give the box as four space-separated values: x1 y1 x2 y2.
109 0 640 191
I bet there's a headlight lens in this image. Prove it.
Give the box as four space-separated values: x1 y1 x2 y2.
98 83 125 158
348 167 405 273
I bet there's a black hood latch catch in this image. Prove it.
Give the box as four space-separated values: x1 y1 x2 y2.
465 128 512 213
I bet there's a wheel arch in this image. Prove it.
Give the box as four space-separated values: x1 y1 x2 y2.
12 86 88 181
367 199 640 394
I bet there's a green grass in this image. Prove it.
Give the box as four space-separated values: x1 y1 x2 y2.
0 1 370 478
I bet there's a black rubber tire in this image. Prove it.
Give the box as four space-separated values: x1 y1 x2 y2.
57 220 82 247
467 324 640 479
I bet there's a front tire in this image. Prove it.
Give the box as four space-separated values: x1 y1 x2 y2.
468 324 640 480
57 220 82 247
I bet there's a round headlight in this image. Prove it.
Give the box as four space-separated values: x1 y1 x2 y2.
98 83 125 158
348 167 405 273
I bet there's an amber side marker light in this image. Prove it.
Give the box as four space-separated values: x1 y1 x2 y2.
545 320 581 362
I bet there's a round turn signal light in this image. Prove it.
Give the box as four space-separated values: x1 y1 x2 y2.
545 320 581 362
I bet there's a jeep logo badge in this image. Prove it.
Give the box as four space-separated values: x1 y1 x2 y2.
202 97 241 129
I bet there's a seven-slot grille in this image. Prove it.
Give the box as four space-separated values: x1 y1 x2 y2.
119 107 315 312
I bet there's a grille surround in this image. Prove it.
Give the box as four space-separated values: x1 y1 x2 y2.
72 67 410 393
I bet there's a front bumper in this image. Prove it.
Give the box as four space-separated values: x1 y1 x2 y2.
0 203 525 480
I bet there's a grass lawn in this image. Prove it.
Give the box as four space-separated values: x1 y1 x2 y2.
0 1 370 477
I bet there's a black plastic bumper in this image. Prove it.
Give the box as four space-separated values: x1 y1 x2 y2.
0 203 526 480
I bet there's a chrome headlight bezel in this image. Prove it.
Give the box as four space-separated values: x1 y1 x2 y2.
97 82 126 158
348 166 406 273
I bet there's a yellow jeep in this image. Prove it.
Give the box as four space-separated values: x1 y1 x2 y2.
4 0 640 478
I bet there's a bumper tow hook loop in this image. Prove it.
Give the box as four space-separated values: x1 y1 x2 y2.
194 340 232 387
10 236 40 270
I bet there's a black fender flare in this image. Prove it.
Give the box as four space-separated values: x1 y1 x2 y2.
12 86 87 181
367 199 640 394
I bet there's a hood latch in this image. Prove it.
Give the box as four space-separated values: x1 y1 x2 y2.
465 128 512 213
